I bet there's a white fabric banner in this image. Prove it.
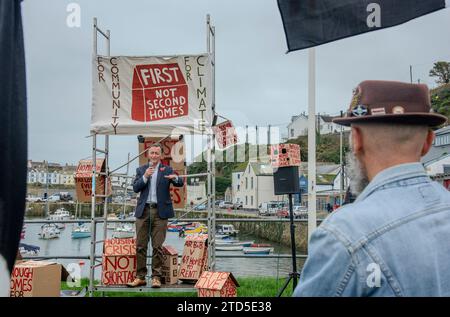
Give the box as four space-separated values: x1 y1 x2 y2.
92 55 212 135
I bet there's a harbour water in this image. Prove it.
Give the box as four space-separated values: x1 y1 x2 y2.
22 220 305 280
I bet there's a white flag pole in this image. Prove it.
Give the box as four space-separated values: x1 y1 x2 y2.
307 47 317 241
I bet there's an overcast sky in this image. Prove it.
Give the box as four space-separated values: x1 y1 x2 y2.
21 0 450 172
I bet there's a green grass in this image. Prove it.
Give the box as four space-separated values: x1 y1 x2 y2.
62 276 295 297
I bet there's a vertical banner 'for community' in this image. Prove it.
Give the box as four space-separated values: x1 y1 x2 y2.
92 55 212 135
277 0 446 52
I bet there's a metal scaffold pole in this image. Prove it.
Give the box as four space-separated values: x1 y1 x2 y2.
206 14 216 271
89 17 111 297
89 133 97 297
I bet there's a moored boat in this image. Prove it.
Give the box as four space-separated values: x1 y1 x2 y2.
112 224 135 239
242 247 274 255
38 223 60 239
71 223 91 239
216 245 243 251
216 240 254 247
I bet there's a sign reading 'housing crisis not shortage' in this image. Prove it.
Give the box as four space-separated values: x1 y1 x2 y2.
92 55 213 135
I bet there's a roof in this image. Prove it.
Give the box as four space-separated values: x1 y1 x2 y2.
249 162 273 176
195 272 239 290
299 163 340 175
435 125 450 136
421 144 450 164
423 152 450 167
162 245 178 256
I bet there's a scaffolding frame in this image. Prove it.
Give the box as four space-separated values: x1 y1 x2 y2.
87 16 216 296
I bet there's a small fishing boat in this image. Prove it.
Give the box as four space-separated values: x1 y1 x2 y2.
216 224 239 236
216 245 243 251
186 224 208 235
107 213 119 230
48 208 72 221
250 243 272 248
216 240 254 247
71 223 91 239
242 247 274 255
38 224 60 239
112 224 135 239
19 243 40 256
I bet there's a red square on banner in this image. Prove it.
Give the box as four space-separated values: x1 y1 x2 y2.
132 63 189 122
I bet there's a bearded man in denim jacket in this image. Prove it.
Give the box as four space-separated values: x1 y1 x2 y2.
294 80 450 296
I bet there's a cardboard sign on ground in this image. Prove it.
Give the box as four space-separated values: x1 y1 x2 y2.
102 238 137 285
178 235 208 281
270 144 301 168
161 245 179 285
74 158 109 202
195 271 239 297
138 136 186 208
10 261 61 297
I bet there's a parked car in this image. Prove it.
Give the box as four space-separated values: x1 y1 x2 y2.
215 200 224 207
219 201 233 209
193 203 207 211
259 201 286 216
233 202 243 209
26 195 42 202
293 206 308 219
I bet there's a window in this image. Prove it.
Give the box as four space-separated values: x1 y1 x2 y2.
251 196 253 205
245 196 248 205
237 174 240 179
290 129 294 137
246 177 248 190
251 177 254 189
237 185 240 191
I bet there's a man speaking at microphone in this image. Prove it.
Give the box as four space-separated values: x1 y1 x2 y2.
127 143 184 288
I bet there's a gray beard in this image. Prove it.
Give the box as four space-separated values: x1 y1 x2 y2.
346 151 370 196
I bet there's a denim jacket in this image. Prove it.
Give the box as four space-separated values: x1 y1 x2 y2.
293 163 450 297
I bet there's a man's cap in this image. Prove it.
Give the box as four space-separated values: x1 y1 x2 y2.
332 80 447 127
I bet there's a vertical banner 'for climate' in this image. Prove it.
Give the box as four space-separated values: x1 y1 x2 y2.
92 55 212 135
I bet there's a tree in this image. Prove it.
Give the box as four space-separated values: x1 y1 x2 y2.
429 61 450 85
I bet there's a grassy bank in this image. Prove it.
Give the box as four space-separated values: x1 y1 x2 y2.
62 277 295 297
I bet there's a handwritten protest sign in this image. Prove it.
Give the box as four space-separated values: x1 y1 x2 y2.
102 238 137 285
270 144 301 168
195 271 239 297
212 120 238 149
178 235 208 281
10 261 61 297
74 159 110 202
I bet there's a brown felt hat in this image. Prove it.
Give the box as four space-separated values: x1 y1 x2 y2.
333 80 447 127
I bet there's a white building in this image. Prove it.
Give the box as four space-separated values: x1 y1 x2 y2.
231 172 244 203
27 160 77 186
287 113 350 139
187 181 207 204
424 154 450 176
231 161 349 210
234 162 281 210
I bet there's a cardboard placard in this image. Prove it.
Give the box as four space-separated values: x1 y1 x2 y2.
102 238 137 285
212 120 238 149
161 245 179 285
138 137 186 208
270 144 301 168
74 158 110 202
195 271 239 297
178 235 208 281
10 261 61 297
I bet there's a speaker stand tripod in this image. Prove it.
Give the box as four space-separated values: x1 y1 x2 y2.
277 193 300 297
